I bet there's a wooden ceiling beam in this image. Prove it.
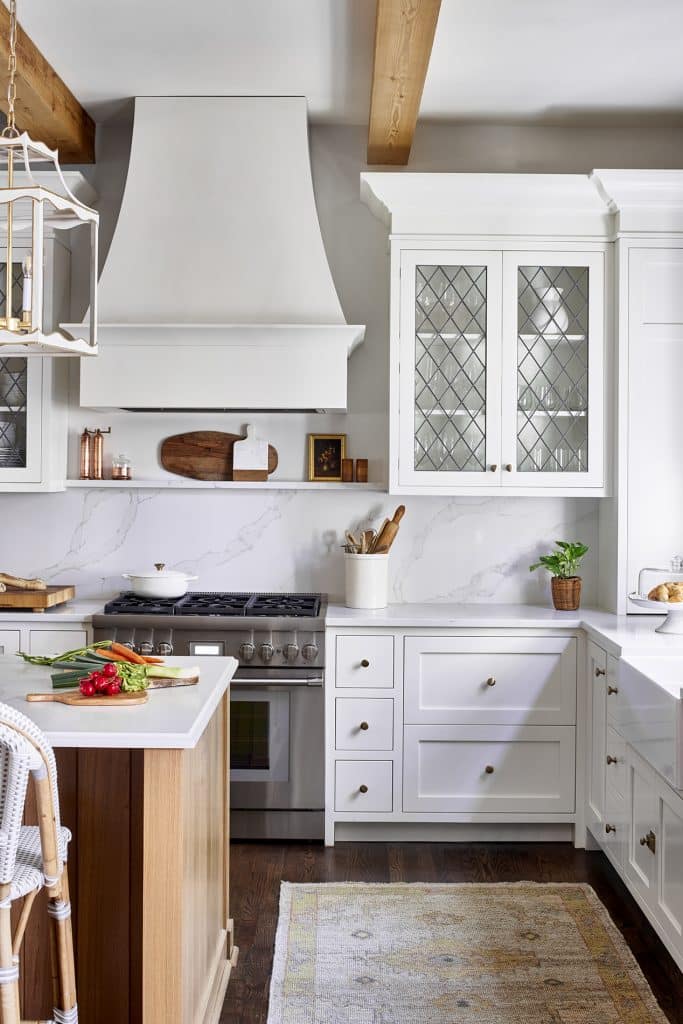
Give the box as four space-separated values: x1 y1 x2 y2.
0 3 95 164
367 0 442 166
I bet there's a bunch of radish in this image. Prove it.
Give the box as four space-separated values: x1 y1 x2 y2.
79 661 122 698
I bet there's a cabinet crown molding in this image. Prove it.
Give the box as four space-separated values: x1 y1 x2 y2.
591 170 683 234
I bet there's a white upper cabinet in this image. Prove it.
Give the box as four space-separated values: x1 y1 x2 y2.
396 243 607 495
362 172 612 497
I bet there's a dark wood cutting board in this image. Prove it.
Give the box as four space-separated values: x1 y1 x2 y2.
160 431 278 481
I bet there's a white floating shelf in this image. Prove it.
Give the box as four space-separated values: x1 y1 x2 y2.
65 479 386 492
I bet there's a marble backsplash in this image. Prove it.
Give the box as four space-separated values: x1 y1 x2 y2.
0 489 598 606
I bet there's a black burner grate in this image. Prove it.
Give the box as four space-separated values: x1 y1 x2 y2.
103 592 181 615
175 593 253 616
249 593 321 617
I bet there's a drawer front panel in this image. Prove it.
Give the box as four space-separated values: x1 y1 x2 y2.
605 726 627 801
403 725 575 813
0 629 20 656
604 784 628 870
606 654 620 725
404 637 576 725
336 635 394 688
29 629 87 656
335 698 394 751
335 760 393 813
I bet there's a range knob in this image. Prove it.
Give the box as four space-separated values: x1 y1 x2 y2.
301 642 319 663
284 642 300 663
259 642 274 663
239 642 256 662
138 641 154 656
157 641 173 656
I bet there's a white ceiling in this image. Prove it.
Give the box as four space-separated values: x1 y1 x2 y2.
17 0 683 125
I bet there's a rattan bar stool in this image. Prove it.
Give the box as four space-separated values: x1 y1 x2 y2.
0 703 76 1024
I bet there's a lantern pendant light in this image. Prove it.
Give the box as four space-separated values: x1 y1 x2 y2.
0 0 98 355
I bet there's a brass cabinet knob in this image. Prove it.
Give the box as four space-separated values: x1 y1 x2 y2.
595 667 606 677
505 463 513 472
606 755 619 765
360 659 370 668
486 676 496 687
359 721 369 731
484 765 495 774
359 784 368 794
489 464 498 472
639 830 656 854
607 685 619 695
605 824 616 834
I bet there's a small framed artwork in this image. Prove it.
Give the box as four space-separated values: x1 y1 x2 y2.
308 433 346 482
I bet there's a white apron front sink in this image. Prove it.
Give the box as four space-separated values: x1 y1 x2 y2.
618 654 683 789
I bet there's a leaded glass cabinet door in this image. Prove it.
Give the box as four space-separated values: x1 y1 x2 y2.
0 250 42 481
501 251 605 490
398 250 502 488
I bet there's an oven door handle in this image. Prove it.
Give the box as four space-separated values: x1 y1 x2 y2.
232 675 323 687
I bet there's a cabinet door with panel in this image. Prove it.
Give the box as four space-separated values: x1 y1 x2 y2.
587 641 607 832
397 250 503 489
0 629 20 655
625 751 659 908
501 251 605 489
404 635 576 726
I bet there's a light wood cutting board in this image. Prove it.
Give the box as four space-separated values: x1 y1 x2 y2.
160 431 278 481
27 690 148 707
0 585 75 613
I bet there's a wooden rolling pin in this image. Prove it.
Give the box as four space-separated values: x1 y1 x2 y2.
373 505 405 553
0 572 47 591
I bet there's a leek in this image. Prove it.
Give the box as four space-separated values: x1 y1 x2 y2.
145 665 199 680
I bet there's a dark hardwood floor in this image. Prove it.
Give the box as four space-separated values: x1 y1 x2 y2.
221 841 683 1024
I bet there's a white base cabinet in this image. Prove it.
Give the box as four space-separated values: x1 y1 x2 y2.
325 628 580 847
588 638 683 972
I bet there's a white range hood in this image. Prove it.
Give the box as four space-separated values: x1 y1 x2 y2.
77 97 364 410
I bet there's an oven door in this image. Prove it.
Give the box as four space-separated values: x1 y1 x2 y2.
229 669 324 812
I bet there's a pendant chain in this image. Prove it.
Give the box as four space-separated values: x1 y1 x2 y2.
3 0 19 137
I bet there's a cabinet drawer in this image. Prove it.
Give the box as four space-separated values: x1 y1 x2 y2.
335 760 393 813
335 699 394 751
404 636 576 725
336 635 394 688
604 783 628 871
403 725 575 813
605 726 627 801
29 629 87 656
0 630 20 656
606 654 620 725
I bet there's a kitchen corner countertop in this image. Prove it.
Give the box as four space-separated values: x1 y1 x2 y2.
325 603 683 655
0 600 105 622
0 655 237 749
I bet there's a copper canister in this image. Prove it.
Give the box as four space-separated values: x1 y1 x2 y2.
91 429 104 480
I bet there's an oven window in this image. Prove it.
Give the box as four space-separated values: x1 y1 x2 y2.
231 701 270 771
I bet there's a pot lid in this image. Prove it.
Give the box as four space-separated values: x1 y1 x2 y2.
124 563 194 580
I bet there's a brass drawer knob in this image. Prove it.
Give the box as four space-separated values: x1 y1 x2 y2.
359 784 368 794
505 463 513 472
605 823 616 834
484 765 495 774
607 685 619 695
606 755 618 765
360 659 370 668
489 464 498 472
639 830 656 854
486 676 496 687
595 667 606 677
359 721 369 731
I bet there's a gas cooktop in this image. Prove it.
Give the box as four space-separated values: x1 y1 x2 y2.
103 591 323 618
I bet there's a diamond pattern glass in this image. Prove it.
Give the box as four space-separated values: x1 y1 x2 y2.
0 261 28 468
414 265 487 472
516 265 589 473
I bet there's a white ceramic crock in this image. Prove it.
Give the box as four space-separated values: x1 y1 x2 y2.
122 562 197 598
344 553 389 609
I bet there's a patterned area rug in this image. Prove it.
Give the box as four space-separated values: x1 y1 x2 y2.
267 882 668 1023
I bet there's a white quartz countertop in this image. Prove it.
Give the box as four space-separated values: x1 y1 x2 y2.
0 655 237 750
0 600 104 623
325 603 683 655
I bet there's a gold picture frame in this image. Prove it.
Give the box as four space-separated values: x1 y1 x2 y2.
308 433 347 482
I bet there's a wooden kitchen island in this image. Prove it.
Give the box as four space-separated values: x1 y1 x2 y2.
0 655 238 1024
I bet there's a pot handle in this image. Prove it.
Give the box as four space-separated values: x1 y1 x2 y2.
121 573 132 579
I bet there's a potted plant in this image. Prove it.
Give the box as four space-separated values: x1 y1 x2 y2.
529 541 589 611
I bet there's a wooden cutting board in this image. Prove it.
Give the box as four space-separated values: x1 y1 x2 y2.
0 585 75 613
26 690 148 707
160 431 278 481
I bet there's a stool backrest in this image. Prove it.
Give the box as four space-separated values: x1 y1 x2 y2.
0 704 63 886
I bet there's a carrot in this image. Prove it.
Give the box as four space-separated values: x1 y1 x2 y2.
142 656 164 664
98 649 136 664
110 641 147 665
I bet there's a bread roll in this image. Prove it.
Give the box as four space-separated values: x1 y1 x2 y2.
647 582 683 602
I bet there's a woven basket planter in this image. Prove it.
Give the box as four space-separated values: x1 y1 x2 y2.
551 576 582 611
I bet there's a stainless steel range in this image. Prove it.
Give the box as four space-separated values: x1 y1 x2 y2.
93 592 327 840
